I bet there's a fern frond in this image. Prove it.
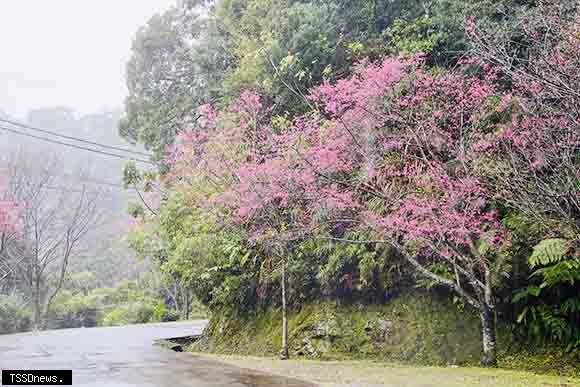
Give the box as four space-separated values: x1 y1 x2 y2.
529 238 570 268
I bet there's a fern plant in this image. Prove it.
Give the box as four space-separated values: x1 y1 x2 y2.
528 238 571 267
512 238 580 351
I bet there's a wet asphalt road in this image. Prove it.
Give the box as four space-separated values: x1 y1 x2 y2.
0 321 313 387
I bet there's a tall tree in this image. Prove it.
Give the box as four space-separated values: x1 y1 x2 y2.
120 1 228 157
468 3 580 235
1 152 103 329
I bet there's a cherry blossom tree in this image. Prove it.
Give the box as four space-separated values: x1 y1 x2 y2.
166 55 555 365
467 5 580 236
222 95 319 360
167 92 305 358
193 61 510 363
301 57 511 365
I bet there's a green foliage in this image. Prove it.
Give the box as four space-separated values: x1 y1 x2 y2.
317 242 377 297
328 0 426 38
65 271 98 295
102 302 156 327
120 0 536 153
101 308 130 327
276 238 407 304
123 161 141 188
513 239 580 351
220 0 343 113
45 270 187 329
415 264 453 291
120 4 229 156
428 0 534 64
0 295 31 334
498 349 580 378
502 211 546 239
153 302 180 322
127 202 146 219
48 292 98 329
529 239 571 268
118 0 574 364
385 17 445 55
197 234 259 312
95 280 182 326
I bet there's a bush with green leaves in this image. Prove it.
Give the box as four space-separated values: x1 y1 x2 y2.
385 17 445 56
48 292 99 329
101 302 156 327
153 302 180 322
0 295 31 334
513 239 580 351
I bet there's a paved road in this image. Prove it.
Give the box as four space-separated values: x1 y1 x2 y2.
0 322 313 387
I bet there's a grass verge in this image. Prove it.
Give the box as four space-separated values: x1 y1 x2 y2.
191 353 580 387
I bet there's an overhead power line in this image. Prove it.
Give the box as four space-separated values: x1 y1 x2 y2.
71 177 125 189
0 118 152 158
0 160 127 189
9 182 139 196
0 125 156 166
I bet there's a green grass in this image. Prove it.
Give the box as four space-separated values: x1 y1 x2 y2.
194 353 580 387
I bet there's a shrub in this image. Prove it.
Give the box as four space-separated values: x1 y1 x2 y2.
49 293 98 329
0 295 31 334
101 302 156 326
102 307 130 327
134 302 156 323
512 239 580 351
153 302 180 322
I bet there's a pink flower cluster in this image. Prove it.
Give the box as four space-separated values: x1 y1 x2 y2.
379 174 499 247
309 58 406 130
305 57 506 251
167 56 511 253
231 158 316 219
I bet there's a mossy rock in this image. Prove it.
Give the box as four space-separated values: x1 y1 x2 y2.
191 292 485 366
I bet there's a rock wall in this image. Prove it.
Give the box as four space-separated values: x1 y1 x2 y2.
190 292 485 366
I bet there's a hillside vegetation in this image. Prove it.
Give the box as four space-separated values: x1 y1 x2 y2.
118 0 579 371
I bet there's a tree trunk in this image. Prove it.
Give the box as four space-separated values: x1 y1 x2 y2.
480 267 497 367
32 280 42 331
32 297 41 331
480 304 497 367
39 314 48 331
40 298 53 330
184 289 191 320
280 259 289 360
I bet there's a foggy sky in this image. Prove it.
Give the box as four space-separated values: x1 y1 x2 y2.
0 0 176 118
